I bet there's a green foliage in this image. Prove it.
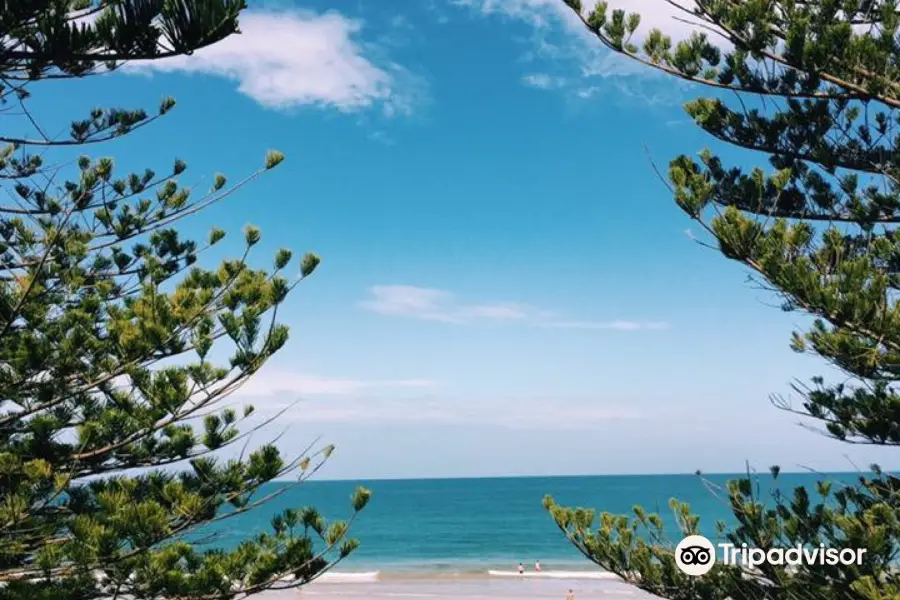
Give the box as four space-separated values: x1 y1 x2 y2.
0 3 368 599
546 1 900 599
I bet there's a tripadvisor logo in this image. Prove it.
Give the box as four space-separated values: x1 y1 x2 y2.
674 535 867 577
675 535 717 576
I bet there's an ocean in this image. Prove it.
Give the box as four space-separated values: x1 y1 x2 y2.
199 471 856 580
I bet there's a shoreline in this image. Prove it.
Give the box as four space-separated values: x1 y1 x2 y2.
314 567 621 583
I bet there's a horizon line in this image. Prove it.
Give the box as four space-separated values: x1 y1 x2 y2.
274 469 880 484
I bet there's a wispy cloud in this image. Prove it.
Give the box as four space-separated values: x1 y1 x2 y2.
367 130 397 145
255 392 645 429
235 370 436 398
124 10 424 115
359 285 667 331
453 0 577 28
359 285 549 324
456 0 703 49
546 319 669 331
522 73 567 89
497 401 645 430
452 0 703 105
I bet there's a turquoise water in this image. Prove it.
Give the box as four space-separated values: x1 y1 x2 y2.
200 472 858 576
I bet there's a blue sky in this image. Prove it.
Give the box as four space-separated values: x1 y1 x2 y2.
29 0 900 478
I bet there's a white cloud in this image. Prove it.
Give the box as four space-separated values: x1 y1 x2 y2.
253 392 644 429
453 0 577 28
359 285 666 330
231 364 646 431
460 303 533 320
359 285 461 322
546 319 669 331
454 0 708 100
359 285 550 324
458 0 703 44
278 397 459 424
498 402 645 430
235 370 435 398
124 10 420 114
522 73 567 89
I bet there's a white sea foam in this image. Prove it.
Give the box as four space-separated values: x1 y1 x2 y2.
225 571 380 590
487 569 620 580
317 571 381 583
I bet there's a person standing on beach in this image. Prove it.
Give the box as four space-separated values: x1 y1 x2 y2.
534 560 541 572
518 563 524 574
566 589 575 600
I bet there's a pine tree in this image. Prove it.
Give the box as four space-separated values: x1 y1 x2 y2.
0 3 369 599
544 1 900 599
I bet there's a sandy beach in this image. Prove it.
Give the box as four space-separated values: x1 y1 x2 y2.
257 575 654 599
